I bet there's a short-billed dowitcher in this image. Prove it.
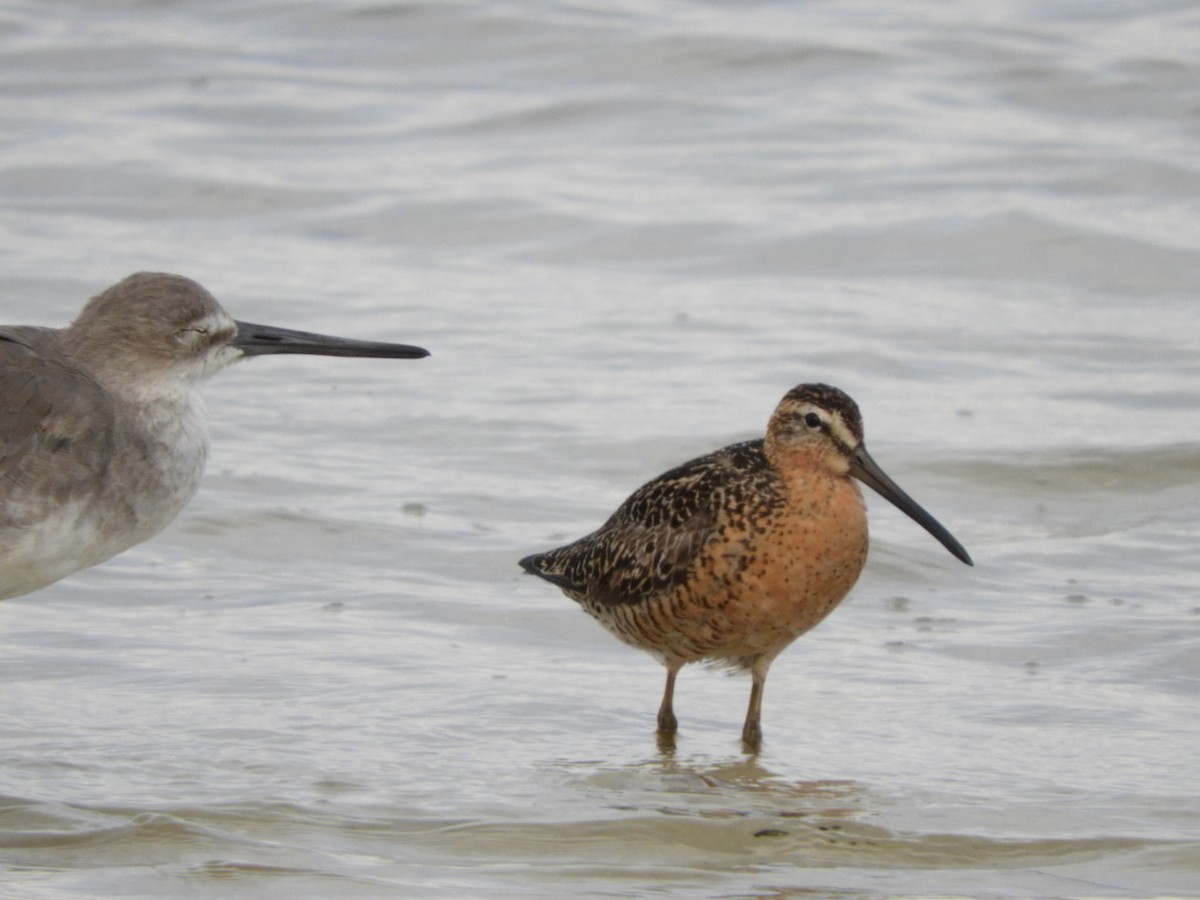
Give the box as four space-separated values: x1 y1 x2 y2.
0 272 428 600
520 383 971 750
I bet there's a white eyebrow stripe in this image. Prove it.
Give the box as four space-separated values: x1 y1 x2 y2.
826 413 860 449
187 312 236 334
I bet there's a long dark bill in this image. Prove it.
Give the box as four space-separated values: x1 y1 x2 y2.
234 321 429 359
849 444 973 566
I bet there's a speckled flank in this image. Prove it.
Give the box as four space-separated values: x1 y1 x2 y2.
520 383 969 750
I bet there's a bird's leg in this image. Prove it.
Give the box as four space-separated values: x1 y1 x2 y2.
656 664 681 735
655 664 682 753
741 662 769 752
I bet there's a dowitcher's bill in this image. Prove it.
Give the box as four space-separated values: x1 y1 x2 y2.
520 383 971 750
0 272 428 600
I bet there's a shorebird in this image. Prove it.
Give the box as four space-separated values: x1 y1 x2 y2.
520 383 972 750
0 271 428 601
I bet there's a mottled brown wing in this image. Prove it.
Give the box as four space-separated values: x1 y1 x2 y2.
0 333 117 535
521 440 778 607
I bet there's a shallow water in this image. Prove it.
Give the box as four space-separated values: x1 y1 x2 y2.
1 1 1199 897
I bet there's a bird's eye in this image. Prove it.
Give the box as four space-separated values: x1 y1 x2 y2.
173 326 212 349
803 412 822 429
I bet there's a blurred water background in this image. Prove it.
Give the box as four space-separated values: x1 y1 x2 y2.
1 1 1198 897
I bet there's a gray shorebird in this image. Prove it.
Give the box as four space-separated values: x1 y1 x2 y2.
0 271 428 600
520 383 972 750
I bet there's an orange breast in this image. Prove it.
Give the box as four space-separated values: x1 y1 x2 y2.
604 472 869 667
732 473 868 643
